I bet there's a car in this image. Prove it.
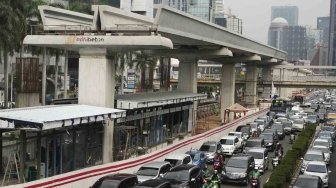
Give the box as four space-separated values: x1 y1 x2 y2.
135 179 172 188
235 125 252 140
306 115 319 124
303 161 330 187
91 173 138 188
185 150 208 169
222 154 255 185
255 119 266 132
244 138 265 152
228 131 245 145
246 147 269 173
258 115 271 128
301 149 325 173
164 154 192 167
282 121 293 134
293 174 324 188
160 164 202 188
263 128 279 142
297 113 308 120
320 126 336 139
292 119 305 132
271 123 285 140
317 133 334 151
314 138 333 152
259 132 275 151
312 145 331 165
199 141 222 164
248 122 261 136
220 135 241 156
136 162 172 183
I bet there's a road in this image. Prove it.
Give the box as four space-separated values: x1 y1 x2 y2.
219 134 292 188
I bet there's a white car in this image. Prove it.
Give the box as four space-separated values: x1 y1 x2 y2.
292 119 305 132
164 153 192 167
297 113 308 120
303 161 330 187
228 132 245 146
247 147 269 173
136 161 172 183
314 138 333 152
312 145 331 165
220 135 240 156
301 149 325 173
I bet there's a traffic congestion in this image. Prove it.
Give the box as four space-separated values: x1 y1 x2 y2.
90 90 336 188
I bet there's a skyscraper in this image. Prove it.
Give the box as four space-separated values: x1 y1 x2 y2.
329 0 336 66
317 17 330 47
282 26 308 62
271 6 299 26
268 17 288 50
188 0 214 21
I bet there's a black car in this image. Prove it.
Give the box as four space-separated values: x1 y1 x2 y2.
235 125 252 140
293 175 323 188
160 164 202 188
91 173 138 188
259 132 275 151
222 154 255 185
135 179 171 188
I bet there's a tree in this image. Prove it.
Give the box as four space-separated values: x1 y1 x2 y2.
132 51 154 91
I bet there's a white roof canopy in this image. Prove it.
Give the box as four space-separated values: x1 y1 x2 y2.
116 91 207 109
0 105 125 130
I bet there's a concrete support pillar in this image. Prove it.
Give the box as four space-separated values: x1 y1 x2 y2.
177 61 197 93
78 48 115 163
63 51 68 98
244 65 258 108
220 63 235 121
177 60 197 134
261 67 273 99
279 68 288 98
42 48 47 105
19 130 26 183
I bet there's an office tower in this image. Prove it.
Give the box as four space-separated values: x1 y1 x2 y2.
271 6 299 26
317 17 330 46
268 17 288 50
282 26 308 62
329 0 336 65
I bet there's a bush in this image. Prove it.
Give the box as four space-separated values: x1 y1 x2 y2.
265 123 316 187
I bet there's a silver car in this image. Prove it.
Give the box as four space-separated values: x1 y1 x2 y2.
136 161 172 183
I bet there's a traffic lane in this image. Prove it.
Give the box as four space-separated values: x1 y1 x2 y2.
221 134 292 188
326 140 336 187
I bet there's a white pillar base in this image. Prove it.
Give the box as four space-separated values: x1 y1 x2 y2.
220 63 235 121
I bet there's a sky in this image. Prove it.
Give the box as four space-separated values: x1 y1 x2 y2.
223 0 330 43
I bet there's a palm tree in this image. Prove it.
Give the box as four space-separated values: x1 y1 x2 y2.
132 51 154 92
0 0 24 108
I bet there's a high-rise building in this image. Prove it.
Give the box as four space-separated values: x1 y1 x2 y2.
268 17 288 50
188 0 213 21
329 0 336 65
282 26 308 62
226 16 242 34
317 17 330 46
154 0 188 12
271 6 299 26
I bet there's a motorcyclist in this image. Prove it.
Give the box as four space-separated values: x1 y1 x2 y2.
213 150 225 173
275 141 283 158
249 169 261 188
202 165 211 179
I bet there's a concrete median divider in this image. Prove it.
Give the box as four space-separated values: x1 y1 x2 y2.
12 108 268 188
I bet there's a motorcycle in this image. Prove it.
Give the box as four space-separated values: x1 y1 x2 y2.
290 133 296 144
250 178 260 188
272 156 280 168
213 160 223 174
202 178 220 188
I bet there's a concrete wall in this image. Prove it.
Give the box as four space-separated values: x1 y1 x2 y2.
17 109 268 188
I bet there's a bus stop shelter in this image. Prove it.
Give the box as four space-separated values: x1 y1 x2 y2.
0 104 125 184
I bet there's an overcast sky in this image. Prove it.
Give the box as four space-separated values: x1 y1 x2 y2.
223 0 330 43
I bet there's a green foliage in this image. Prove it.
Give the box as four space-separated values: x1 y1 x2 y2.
264 123 317 188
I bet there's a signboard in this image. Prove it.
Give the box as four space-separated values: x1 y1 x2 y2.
127 69 136 89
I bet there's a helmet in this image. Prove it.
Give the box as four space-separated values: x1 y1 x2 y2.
214 170 218 174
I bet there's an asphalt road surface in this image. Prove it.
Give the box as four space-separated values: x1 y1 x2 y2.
217 134 293 188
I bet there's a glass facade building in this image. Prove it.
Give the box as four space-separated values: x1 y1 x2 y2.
271 6 299 26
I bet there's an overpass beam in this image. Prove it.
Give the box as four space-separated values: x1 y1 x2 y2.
78 48 115 163
220 63 235 122
244 65 258 108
